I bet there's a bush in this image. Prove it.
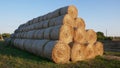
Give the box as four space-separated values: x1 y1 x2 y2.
2 33 11 39
97 32 105 41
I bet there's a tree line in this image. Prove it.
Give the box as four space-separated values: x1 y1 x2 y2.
0 33 11 40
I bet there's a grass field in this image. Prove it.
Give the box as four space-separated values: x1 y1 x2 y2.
0 41 120 68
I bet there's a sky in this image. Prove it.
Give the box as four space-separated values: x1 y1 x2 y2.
0 0 120 36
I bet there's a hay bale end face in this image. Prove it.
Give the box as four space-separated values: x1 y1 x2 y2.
44 41 70 64
86 29 97 45
93 42 104 56
71 43 86 62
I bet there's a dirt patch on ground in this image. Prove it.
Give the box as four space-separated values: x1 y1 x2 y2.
103 55 120 61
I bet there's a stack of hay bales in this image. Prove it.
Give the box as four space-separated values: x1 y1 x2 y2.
6 5 103 64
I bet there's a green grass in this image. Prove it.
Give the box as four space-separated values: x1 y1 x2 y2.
104 51 120 56
0 41 120 68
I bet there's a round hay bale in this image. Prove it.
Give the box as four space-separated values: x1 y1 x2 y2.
37 5 77 21
55 14 74 27
60 5 78 19
44 27 53 39
15 39 25 50
27 31 35 39
93 42 104 56
24 39 34 53
48 18 56 27
13 39 19 48
74 17 85 29
43 41 70 64
42 20 49 28
47 9 60 19
50 26 60 40
33 17 39 24
31 40 49 56
27 20 33 25
73 27 86 44
18 24 25 29
71 43 86 62
14 29 19 33
84 44 95 59
49 14 74 27
50 25 73 44
24 32 28 39
18 33 22 38
33 22 42 29
33 30 39 39
29 25 34 30
42 14 48 21
18 39 25 50
34 29 44 39
38 16 42 22
86 29 97 44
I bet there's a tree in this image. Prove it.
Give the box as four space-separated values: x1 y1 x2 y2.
97 32 105 40
2 33 11 39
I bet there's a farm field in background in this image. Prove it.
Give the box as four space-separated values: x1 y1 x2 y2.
0 41 120 68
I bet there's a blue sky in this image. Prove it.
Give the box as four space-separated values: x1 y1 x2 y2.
0 0 120 36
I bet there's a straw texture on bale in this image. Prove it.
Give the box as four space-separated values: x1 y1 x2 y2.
34 22 43 29
31 40 49 56
60 5 78 19
37 5 77 22
50 25 73 43
74 17 85 29
42 20 49 28
27 31 35 39
24 39 34 53
13 39 19 48
44 41 70 64
44 27 53 39
47 9 60 19
49 14 74 27
84 44 95 59
86 29 97 44
34 29 44 39
93 42 104 56
14 39 25 50
71 43 86 62
33 17 39 24
73 27 86 44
